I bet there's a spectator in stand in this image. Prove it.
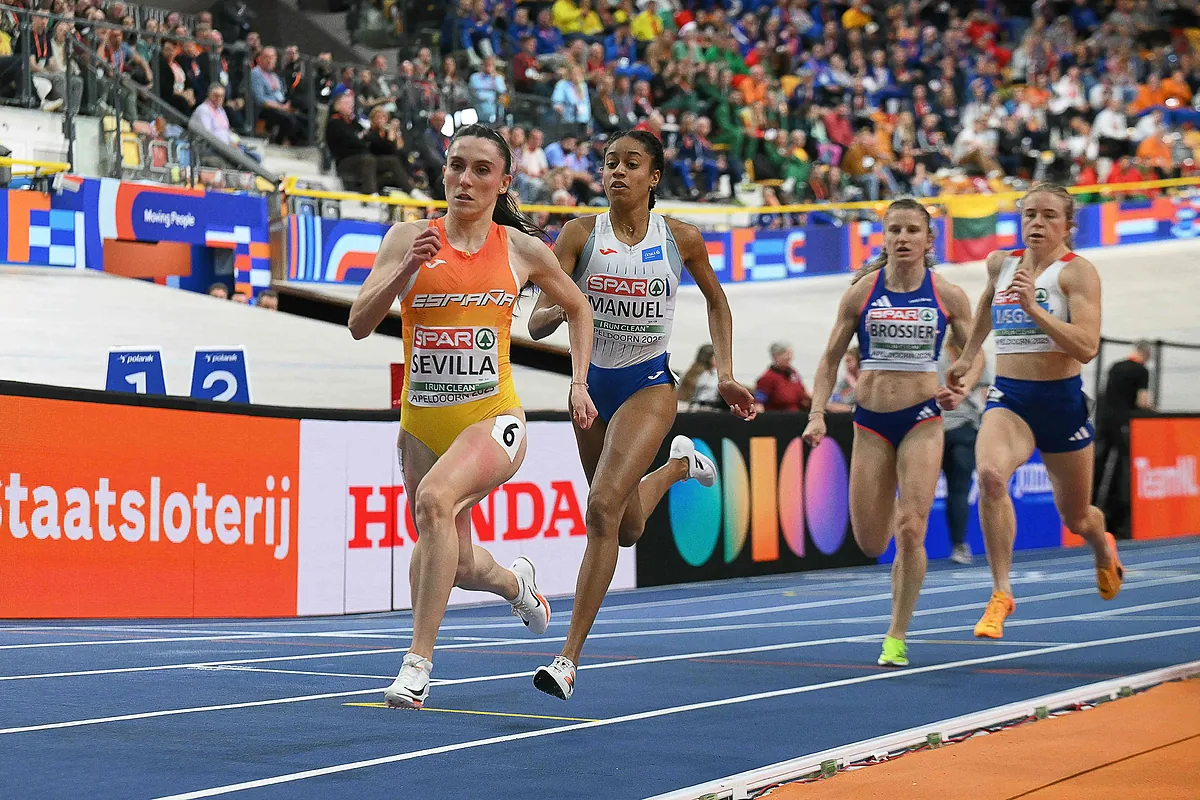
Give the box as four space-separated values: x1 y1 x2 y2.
677 344 724 412
416 110 450 200
827 347 860 413
754 342 811 413
326 92 399 196
252 46 305 145
158 37 197 116
364 107 423 197
96 22 150 120
256 289 279 310
468 55 506 124
551 64 591 138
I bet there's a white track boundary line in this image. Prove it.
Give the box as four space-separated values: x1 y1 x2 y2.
645 659 1200 800
148 627 1200 800
4 541 1194 640
4 600 1195 736
5 552 1196 650
4 578 1197 683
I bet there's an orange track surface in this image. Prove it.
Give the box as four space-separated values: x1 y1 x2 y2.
767 678 1200 800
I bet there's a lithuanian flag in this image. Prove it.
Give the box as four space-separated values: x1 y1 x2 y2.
945 195 1001 263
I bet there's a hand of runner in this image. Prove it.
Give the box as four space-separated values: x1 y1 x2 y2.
719 378 756 421
569 383 598 430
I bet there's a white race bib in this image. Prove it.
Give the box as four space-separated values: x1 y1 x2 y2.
864 306 939 365
407 324 500 407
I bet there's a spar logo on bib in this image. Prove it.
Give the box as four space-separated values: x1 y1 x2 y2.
587 275 648 296
475 328 496 351
414 327 474 349
1035 288 1048 303
647 277 666 297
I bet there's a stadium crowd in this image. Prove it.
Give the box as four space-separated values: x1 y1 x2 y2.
2 0 1200 209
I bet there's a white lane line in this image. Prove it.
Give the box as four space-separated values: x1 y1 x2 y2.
3 599 1194 737
187 667 394 680
603 556 1200 624
0 633 292 651
7 553 1196 652
4 577 1197 683
6 543 1194 640
149 624 1200 800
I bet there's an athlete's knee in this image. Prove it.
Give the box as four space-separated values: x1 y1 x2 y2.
1062 504 1101 536
584 487 624 539
977 463 1012 501
893 511 927 553
412 484 455 534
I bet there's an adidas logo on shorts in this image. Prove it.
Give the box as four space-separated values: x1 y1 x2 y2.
916 405 938 421
1068 426 1090 442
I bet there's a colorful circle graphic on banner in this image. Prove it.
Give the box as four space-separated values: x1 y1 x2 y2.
722 438 750 563
778 438 805 557
804 437 849 555
668 440 722 567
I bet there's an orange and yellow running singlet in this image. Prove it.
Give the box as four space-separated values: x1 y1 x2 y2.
399 218 522 456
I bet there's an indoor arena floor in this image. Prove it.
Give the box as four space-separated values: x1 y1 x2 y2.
2 537 1199 800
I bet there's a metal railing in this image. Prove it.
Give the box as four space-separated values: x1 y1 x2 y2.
63 25 280 191
1096 336 1200 415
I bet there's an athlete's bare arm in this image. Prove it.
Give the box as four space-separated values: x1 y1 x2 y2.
528 216 598 341
948 249 1008 386
667 216 755 419
348 220 433 339
1016 256 1102 363
511 227 598 428
936 275 985 390
808 278 873 417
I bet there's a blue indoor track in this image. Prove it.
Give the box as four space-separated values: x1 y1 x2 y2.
3 537 1199 800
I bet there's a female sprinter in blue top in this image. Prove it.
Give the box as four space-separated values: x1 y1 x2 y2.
948 183 1123 640
804 198 981 667
526 129 756 700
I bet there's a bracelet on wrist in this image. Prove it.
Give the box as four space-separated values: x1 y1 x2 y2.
571 381 588 388
809 410 825 416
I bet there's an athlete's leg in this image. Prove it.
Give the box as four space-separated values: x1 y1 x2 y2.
617 451 688 547
450 505 519 597
562 384 678 665
888 421 944 642
972 408 1036 639
1041 446 1123 598
974 409 1036 595
401 413 529 661
848 427 898 560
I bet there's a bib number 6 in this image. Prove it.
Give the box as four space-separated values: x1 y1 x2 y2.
491 415 526 463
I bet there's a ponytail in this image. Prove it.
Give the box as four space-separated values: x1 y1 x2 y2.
494 187 552 243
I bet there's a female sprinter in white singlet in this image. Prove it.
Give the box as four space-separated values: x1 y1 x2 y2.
525 129 756 700
948 183 1124 640
805 198 980 668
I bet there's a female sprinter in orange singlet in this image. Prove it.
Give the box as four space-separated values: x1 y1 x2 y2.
949 183 1123 640
348 124 598 709
804 198 981 668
